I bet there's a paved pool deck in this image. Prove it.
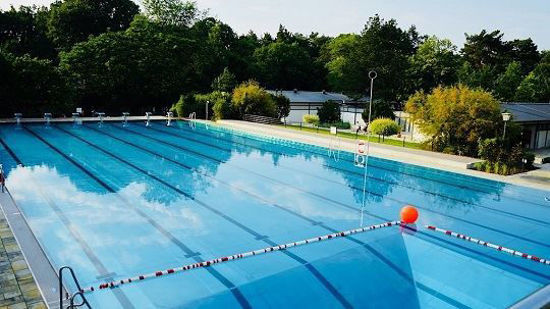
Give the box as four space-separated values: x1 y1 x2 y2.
206 120 550 191
0 206 45 309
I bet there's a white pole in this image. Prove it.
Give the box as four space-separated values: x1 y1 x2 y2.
360 71 377 226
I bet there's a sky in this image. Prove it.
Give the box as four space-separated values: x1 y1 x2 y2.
2 0 549 49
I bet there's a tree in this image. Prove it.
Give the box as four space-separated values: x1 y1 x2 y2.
508 38 540 75
142 0 198 27
405 85 501 156
253 41 315 89
211 67 237 92
0 6 56 59
408 36 460 92
272 94 290 119
231 81 277 118
322 34 363 93
317 101 340 123
494 62 523 101
462 30 511 71
59 16 196 114
361 100 395 123
457 61 497 90
368 118 400 137
48 0 139 49
0 51 72 117
515 60 550 102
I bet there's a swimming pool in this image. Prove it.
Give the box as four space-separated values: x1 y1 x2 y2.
0 120 548 308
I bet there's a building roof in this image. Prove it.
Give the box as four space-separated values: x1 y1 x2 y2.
501 102 550 123
267 90 351 103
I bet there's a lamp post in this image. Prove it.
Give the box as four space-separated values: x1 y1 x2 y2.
502 112 512 140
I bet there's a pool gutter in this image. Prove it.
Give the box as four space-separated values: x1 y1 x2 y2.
509 284 550 309
0 187 66 308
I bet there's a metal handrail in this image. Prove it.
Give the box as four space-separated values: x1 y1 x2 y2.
59 266 91 309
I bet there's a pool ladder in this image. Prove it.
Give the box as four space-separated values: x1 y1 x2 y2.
58 266 91 309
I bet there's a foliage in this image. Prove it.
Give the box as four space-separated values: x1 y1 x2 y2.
47 0 139 49
321 34 363 93
59 16 196 114
195 91 232 120
231 80 276 118
317 100 340 124
170 95 187 118
408 36 460 91
405 85 501 156
142 0 199 27
0 6 56 59
494 62 523 101
515 57 550 102
319 121 351 129
477 138 535 175
302 114 319 125
368 118 400 136
361 100 395 123
0 51 72 117
272 94 290 119
211 67 237 92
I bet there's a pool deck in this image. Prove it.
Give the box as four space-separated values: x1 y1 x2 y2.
0 192 46 309
208 119 550 191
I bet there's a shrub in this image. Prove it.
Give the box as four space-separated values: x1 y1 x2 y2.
368 118 400 137
317 100 341 123
170 94 200 118
273 94 291 119
194 91 232 120
303 114 319 125
232 81 277 118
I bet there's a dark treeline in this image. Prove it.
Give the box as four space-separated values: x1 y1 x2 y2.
1 0 549 118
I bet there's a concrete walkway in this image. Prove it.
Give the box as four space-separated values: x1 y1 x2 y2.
208 120 550 191
0 207 45 309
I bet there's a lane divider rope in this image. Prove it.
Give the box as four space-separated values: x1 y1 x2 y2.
78 221 401 294
426 225 550 265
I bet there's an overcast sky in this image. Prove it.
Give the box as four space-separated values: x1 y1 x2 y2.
2 0 549 49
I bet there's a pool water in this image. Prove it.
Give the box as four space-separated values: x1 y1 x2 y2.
0 121 549 308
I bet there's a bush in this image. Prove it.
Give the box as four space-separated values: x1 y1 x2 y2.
476 138 535 175
317 100 341 123
361 101 395 123
195 91 232 120
303 114 319 125
543 157 550 164
273 94 291 119
368 118 400 136
170 95 199 118
232 81 277 118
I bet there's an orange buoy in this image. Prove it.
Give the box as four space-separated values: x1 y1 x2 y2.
400 205 418 224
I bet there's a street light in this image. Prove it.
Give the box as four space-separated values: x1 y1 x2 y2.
502 112 512 140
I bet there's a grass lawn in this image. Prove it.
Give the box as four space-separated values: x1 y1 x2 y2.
277 124 424 150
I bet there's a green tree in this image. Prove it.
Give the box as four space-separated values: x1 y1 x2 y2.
508 38 540 75
361 100 395 123
0 51 72 117
272 94 290 119
253 41 315 89
59 16 196 113
462 30 511 71
405 85 501 156
457 61 497 90
494 62 523 101
211 67 237 92
0 6 56 59
322 34 363 93
231 80 276 118
48 0 139 49
408 36 460 92
317 100 341 123
142 0 198 27
515 60 550 102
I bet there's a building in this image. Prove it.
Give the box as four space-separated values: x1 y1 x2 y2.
268 90 357 123
501 102 550 149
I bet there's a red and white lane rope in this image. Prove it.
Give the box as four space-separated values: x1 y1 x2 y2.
426 225 550 265
77 221 402 294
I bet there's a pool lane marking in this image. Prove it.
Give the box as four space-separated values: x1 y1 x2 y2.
81 125 474 308
95 124 550 283
82 126 548 305
22 126 252 309
426 225 550 265
149 123 550 224
78 221 401 293
174 120 548 208
105 124 550 249
0 136 135 309
51 125 353 309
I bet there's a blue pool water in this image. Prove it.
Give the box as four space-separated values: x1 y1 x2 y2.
0 120 549 308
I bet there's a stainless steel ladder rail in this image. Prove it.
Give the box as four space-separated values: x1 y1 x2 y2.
59 266 92 309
